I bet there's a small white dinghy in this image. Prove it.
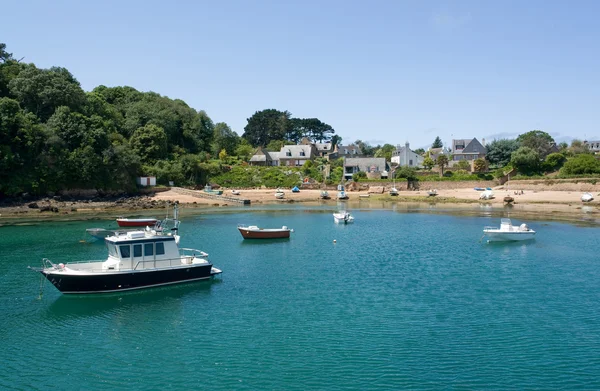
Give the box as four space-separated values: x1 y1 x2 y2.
333 211 354 224
581 192 594 202
479 190 494 200
483 218 536 242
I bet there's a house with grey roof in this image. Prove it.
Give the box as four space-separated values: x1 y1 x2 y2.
278 143 318 166
249 146 280 166
451 138 487 163
584 140 600 153
391 142 424 168
343 157 388 180
329 144 363 160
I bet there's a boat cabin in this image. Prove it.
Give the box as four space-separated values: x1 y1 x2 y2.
103 230 195 272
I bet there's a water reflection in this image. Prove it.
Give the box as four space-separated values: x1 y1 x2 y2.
44 279 220 321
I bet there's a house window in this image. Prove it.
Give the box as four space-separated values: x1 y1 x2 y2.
344 149 348 154
409 159 413 166
300 150 305 156
286 150 291 157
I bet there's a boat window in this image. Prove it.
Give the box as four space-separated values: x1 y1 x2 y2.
156 242 165 255
107 244 118 257
120 245 131 258
134 244 142 257
144 243 154 256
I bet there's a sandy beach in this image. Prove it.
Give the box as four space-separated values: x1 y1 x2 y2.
1 185 599 225
151 186 597 207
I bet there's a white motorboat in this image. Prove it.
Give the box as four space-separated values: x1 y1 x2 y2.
333 211 354 224
275 189 285 199
483 218 536 242
389 188 398 196
427 189 438 197
581 192 594 202
30 203 222 294
231 189 241 195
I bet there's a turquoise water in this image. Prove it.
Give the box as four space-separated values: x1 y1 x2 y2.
1 206 600 390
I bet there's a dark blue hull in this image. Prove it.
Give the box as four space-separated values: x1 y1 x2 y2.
41 264 219 294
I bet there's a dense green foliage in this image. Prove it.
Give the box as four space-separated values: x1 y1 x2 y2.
0 43 241 196
510 146 540 175
486 139 519 167
559 154 600 175
516 130 555 159
242 109 335 146
432 136 443 149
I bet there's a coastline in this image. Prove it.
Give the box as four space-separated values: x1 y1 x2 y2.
1 186 599 226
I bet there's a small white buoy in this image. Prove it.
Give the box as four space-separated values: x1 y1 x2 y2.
333 239 337 243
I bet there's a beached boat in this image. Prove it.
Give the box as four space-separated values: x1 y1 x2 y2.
237 225 293 239
320 190 330 199
337 185 349 200
483 218 536 242
275 189 285 199
116 217 158 227
581 192 594 202
479 190 494 200
389 188 399 196
204 184 223 195
30 204 221 294
333 211 354 224
231 189 241 195
427 189 438 197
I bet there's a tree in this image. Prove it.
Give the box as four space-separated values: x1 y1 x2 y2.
455 160 470 171
374 144 395 161
422 156 435 170
568 139 590 155
414 148 425 155
266 139 285 151
516 130 555 159
510 146 540 175
218 149 228 160
243 109 291 146
289 118 335 143
486 139 520 167
8 65 86 121
542 152 567 172
473 158 487 172
436 155 449 176
234 138 254 161
560 154 600 175
330 134 342 148
0 43 13 63
130 124 168 162
354 139 377 156
432 136 443 148
211 122 239 156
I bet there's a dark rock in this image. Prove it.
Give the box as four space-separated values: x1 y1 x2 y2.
28 202 39 209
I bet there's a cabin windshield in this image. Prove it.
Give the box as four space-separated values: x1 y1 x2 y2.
107 243 118 257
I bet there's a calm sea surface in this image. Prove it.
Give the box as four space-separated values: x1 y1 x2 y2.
1 205 600 390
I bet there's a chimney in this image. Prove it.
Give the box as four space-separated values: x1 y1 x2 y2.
481 138 486 146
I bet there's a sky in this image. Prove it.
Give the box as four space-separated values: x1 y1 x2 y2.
2 0 599 150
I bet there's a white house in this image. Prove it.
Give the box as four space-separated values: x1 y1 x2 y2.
391 142 424 168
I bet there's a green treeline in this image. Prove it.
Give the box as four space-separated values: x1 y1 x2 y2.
0 43 337 197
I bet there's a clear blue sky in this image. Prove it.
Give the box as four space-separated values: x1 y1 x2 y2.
2 0 599 150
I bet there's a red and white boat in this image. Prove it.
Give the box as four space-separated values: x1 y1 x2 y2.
116 217 158 227
237 224 293 239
